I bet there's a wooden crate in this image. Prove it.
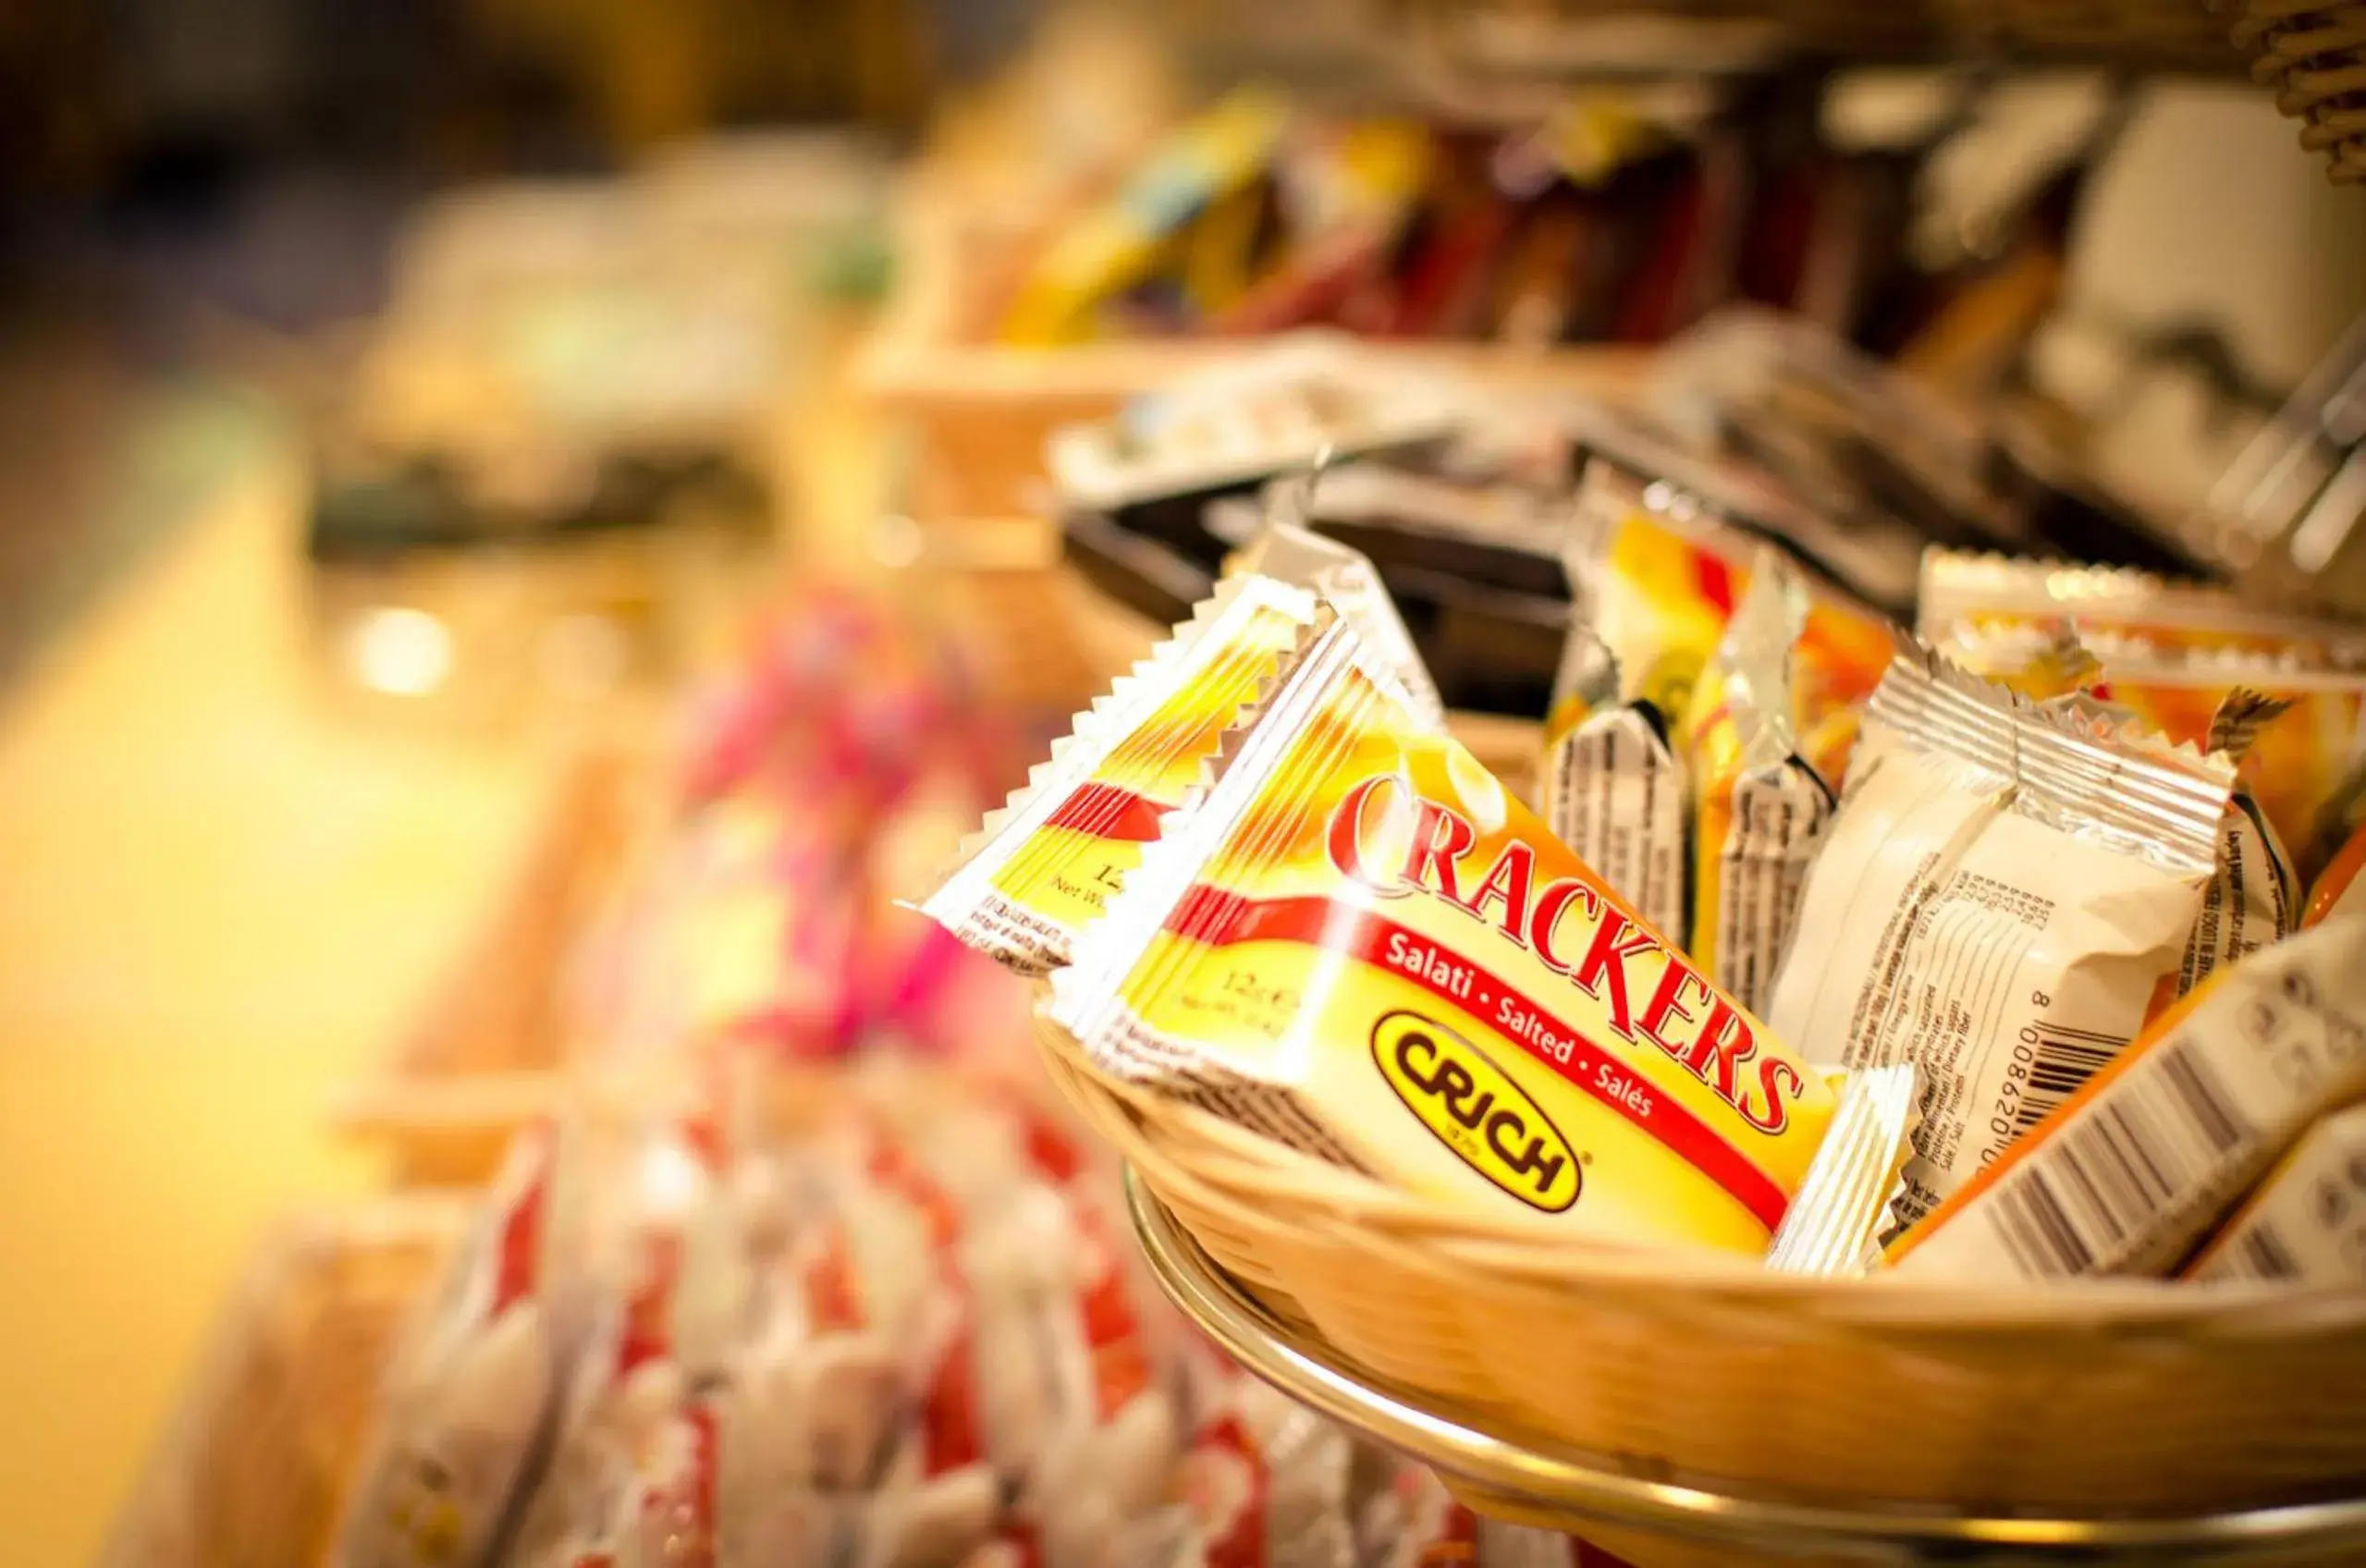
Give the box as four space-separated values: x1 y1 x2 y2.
98 1198 465 1568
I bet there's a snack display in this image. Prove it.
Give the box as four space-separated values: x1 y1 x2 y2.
1765 652 2237 1227
1050 615 1839 1254
1891 915 2366 1280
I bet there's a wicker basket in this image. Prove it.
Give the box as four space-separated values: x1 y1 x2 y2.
98 1198 464 1568
1033 1011 2366 1526
2235 0 2366 184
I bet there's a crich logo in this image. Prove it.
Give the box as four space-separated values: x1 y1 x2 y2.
1372 1011 1579 1213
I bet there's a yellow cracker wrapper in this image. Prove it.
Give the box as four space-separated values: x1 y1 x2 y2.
1893 916 2366 1280
921 577 1325 975
1053 615 1837 1254
2186 1102 2366 1285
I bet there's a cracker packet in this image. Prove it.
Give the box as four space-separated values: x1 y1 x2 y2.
1052 614 1840 1255
919 576 1326 975
1684 561 1836 1014
2186 1101 2366 1285
1890 915 2366 1280
1764 651 2238 1230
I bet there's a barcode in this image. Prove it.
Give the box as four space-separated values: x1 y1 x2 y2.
2012 1023 2122 1137
2230 1224 2305 1281
1985 1037 2254 1278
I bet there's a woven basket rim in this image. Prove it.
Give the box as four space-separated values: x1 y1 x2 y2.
1034 1011 2366 1329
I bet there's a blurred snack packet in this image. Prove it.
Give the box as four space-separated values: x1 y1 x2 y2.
1140 1380 1358 1568
1936 619 2102 701
921 576 1324 975
2186 1102 2366 1285
1685 562 1836 1013
1545 431 1892 943
1052 614 1838 1255
1048 339 1458 521
1359 1460 1638 1568
1916 550 2366 670
1541 620 1690 945
1765 652 2237 1229
2088 660 2365 886
1000 89 1293 346
1891 916 2366 1280
338 1124 588 1568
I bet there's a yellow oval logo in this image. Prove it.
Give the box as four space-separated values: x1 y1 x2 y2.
1371 1011 1580 1213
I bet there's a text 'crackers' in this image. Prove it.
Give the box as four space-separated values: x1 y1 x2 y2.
1052 617 1837 1254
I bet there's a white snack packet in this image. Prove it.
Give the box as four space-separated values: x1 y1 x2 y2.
339 1125 588 1568
1892 915 2366 1280
2187 1102 2366 1285
1765 651 2237 1228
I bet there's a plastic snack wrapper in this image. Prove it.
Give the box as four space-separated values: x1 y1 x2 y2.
1684 563 1836 1013
1764 651 2237 1230
1047 340 1459 529
1891 915 2366 1280
1228 520 1447 733
339 1124 590 1568
1933 619 2103 702
1118 1379 1357 1568
1764 1064 1924 1278
2186 1102 2366 1285
2173 691 2300 996
1915 549 2366 671
921 576 1326 975
2088 660 2366 886
1540 623 1691 946
1053 614 1840 1255
1545 433 1894 942
999 89 1292 346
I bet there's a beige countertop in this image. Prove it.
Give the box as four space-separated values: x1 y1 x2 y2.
0 453 570 1565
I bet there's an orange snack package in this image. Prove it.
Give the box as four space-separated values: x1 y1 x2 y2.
2305 817 2366 929
1052 615 1840 1255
